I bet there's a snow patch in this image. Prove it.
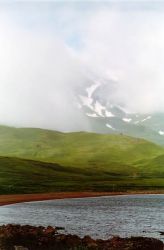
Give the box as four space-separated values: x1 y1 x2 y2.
86 81 101 98
86 113 98 118
106 123 116 130
117 105 130 114
141 116 151 122
159 130 164 135
105 110 115 117
122 118 132 123
134 116 151 124
94 101 105 117
79 95 93 110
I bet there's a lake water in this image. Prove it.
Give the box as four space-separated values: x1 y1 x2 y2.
0 194 164 241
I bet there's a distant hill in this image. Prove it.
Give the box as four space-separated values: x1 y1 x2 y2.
0 125 163 167
0 126 164 193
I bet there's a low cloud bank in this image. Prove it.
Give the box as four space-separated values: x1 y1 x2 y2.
0 3 164 130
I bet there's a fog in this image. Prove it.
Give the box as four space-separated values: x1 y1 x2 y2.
0 2 164 130
0 10 89 131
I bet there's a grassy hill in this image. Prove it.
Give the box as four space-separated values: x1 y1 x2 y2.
0 125 164 193
0 155 164 194
0 125 163 166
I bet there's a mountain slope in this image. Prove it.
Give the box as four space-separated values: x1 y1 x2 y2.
0 155 164 194
0 125 163 169
77 80 164 145
0 126 164 193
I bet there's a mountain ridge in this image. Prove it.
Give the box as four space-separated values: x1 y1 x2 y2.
76 80 164 145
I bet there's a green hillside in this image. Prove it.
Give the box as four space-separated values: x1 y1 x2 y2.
0 155 164 194
0 125 163 166
0 156 98 194
0 126 164 193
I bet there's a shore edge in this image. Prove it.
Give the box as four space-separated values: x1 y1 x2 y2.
0 190 164 206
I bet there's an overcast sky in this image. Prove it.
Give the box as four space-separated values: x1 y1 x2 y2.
0 1 164 130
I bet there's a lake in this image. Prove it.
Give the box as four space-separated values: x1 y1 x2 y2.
0 194 163 241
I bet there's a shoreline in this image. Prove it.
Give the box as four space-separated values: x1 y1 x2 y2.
0 224 163 250
0 190 164 206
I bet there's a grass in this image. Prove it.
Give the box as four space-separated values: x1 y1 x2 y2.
0 126 164 194
0 155 163 194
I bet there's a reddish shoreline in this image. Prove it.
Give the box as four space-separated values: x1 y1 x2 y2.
0 191 164 206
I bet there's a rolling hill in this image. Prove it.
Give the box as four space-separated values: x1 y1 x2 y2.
0 125 163 167
0 126 164 193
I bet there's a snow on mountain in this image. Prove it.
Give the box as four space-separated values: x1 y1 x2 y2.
106 123 116 130
79 95 93 110
94 101 106 117
122 118 132 123
105 110 115 117
140 116 152 122
86 81 101 98
76 78 164 145
86 113 98 117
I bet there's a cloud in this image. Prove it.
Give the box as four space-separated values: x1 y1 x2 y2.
75 7 164 113
0 13 89 131
0 2 164 132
